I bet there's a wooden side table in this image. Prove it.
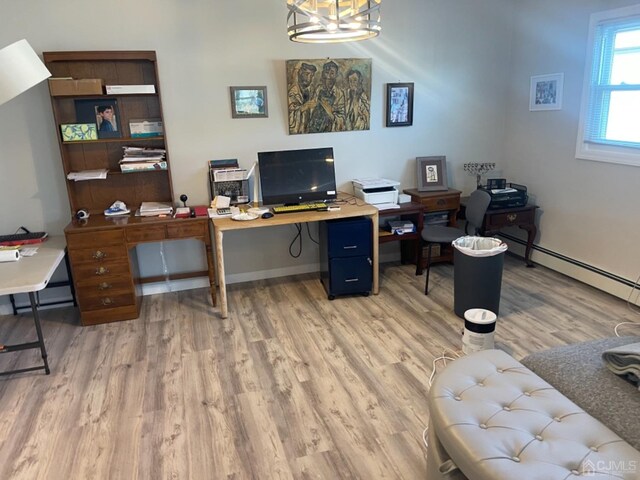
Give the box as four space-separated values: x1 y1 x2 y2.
403 188 462 274
377 202 424 270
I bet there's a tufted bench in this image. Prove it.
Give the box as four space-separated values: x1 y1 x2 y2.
427 349 640 480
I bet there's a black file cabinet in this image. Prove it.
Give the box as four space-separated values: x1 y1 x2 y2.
319 217 372 300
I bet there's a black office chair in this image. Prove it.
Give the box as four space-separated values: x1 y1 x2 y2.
421 188 491 295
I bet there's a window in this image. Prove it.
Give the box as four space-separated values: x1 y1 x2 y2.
576 4 640 165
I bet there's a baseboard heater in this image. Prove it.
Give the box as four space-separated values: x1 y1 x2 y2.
498 232 637 288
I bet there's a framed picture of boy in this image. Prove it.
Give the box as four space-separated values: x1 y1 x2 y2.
75 99 121 138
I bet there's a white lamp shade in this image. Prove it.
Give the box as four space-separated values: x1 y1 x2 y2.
0 39 51 107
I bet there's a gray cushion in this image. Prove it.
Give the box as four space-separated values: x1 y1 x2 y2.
522 336 640 450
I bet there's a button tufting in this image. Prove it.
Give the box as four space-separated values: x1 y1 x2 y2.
454 396 461 401
553 416 561 422
511 456 520 463
479 424 487 429
497 368 504 373
477 382 484 387
503 406 511 411
571 470 579 475
590 446 598 452
535 435 543 441
524 392 531 396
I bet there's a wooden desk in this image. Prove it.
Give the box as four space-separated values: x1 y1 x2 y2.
0 236 67 375
65 216 216 325
461 200 538 267
212 203 379 319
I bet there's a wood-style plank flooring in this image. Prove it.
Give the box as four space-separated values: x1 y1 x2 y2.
0 256 637 479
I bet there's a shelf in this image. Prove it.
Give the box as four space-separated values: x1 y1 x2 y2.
62 135 164 145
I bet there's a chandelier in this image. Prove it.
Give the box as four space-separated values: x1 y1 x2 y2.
287 0 382 44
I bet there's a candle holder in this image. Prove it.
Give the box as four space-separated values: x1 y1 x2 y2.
464 163 496 188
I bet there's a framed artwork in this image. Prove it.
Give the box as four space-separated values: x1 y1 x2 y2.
416 156 448 192
386 83 414 127
74 99 121 138
286 58 372 134
529 73 564 111
230 86 268 118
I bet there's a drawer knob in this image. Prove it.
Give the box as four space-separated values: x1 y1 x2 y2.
343 245 357 250
345 278 359 283
93 250 107 260
101 297 113 306
95 266 110 276
507 213 517 222
98 282 112 290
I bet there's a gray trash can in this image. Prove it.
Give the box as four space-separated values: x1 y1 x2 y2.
452 236 507 318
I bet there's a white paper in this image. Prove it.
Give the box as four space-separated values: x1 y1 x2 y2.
19 247 38 257
373 203 401 211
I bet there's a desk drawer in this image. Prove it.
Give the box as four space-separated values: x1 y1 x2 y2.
486 209 534 228
126 225 166 243
76 288 135 311
68 244 127 264
66 229 124 249
166 221 206 239
420 195 459 212
72 260 132 280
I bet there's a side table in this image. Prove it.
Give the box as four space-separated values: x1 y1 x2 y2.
377 202 424 271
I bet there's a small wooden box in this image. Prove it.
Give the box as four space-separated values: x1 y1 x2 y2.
48 78 103 96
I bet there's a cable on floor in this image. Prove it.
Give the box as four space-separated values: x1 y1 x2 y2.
289 223 303 258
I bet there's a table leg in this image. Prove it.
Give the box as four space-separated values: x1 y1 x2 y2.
371 212 379 295
205 241 217 307
29 292 50 375
519 224 537 268
215 227 228 318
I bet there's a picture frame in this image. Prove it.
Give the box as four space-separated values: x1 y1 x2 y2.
230 86 268 118
74 99 121 138
416 156 448 192
529 73 564 111
386 83 414 127
60 123 97 142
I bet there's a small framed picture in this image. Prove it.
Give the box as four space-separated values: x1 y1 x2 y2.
230 86 268 118
60 123 97 142
416 156 448 192
529 73 564 111
75 99 121 138
386 83 414 127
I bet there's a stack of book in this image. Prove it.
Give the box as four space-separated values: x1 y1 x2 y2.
139 202 173 217
120 147 167 173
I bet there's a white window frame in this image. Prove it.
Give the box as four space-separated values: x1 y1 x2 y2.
576 4 640 166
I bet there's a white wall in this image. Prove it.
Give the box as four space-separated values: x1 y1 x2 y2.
1 0 516 308
503 0 640 301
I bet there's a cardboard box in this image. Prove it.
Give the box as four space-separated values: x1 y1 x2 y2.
48 78 103 96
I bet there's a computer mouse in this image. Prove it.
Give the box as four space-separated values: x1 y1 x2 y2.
262 212 274 219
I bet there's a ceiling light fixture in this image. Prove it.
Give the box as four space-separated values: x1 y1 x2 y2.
287 0 381 44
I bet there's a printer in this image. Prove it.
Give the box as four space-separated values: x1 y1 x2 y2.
352 178 400 205
480 179 528 209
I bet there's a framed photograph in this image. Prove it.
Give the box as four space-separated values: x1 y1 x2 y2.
60 123 97 142
386 83 414 127
74 99 121 138
230 86 268 118
529 73 564 111
416 156 448 192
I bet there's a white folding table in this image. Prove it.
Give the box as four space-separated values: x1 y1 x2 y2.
0 236 66 375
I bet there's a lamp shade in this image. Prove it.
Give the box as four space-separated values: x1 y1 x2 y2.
0 39 51 107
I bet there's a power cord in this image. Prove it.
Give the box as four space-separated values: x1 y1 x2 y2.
288 223 303 258
627 271 640 315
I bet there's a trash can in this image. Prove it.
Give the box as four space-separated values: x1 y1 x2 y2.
452 236 507 318
462 308 497 354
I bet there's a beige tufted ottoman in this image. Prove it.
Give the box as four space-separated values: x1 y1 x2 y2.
427 349 640 480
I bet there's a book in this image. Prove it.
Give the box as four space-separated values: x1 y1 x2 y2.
120 161 167 172
105 84 156 94
139 202 173 216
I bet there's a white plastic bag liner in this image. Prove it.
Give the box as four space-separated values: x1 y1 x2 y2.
452 236 507 257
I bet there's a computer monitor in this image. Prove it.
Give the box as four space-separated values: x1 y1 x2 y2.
257 147 337 206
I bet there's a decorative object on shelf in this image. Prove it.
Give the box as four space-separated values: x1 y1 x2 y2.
286 0 381 43
417 156 448 192
75 98 121 138
0 39 51 106
60 123 97 142
286 58 372 134
529 73 564 111
229 86 268 118
464 162 496 188
386 83 413 127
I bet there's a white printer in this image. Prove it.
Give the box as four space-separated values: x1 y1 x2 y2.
352 178 400 205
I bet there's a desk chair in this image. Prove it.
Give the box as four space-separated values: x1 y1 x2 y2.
421 188 491 294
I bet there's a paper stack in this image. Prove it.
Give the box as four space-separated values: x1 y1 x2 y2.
139 201 173 217
388 220 415 235
120 147 167 173
67 169 108 181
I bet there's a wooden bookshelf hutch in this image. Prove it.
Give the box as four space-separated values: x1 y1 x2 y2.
44 51 216 325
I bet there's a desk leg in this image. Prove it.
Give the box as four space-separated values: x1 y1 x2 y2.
205 242 217 307
371 211 379 295
520 224 537 268
29 292 50 375
215 228 228 318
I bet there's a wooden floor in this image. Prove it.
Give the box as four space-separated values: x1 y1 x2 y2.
0 256 637 480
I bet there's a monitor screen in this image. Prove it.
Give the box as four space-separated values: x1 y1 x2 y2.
258 147 337 205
